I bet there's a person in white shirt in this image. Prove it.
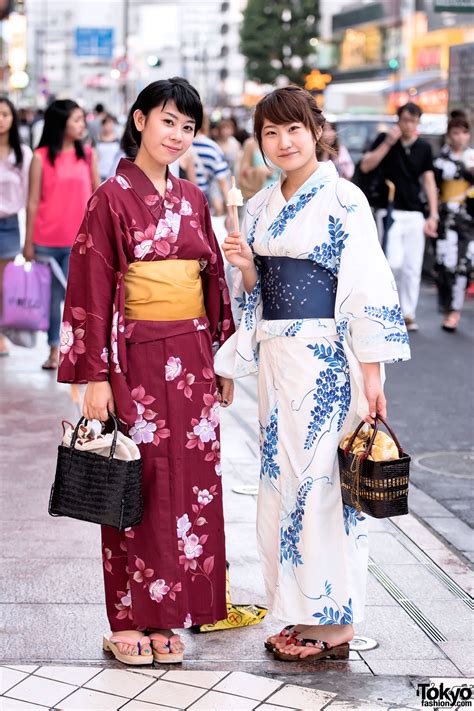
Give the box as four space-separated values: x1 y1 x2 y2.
0 96 33 356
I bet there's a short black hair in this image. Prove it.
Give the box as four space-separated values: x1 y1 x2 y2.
124 77 203 152
397 102 422 119
94 103 105 113
38 99 85 165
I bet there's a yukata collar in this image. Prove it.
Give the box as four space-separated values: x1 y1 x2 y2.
277 160 338 201
115 158 182 216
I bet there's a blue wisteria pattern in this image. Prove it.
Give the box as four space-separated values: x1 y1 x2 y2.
364 304 404 326
269 185 325 239
283 320 303 337
243 281 261 331
304 342 351 450
313 587 353 625
343 505 366 535
308 215 350 276
385 331 409 344
280 480 314 567
260 404 280 480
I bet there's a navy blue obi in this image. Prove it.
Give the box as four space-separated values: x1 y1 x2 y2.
256 256 337 320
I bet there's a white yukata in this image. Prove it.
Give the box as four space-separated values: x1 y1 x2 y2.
215 161 410 625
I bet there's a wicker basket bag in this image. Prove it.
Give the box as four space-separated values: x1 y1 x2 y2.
338 414 410 519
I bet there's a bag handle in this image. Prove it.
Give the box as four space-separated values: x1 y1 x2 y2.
69 412 119 459
344 414 404 458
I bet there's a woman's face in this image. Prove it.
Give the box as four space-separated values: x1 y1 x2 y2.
134 100 196 165
261 120 320 172
0 102 13 137
219 120 234 140
448 126 470 152
65 108 86 141
322 123 336 145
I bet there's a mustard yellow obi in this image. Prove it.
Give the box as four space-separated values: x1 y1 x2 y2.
124 260 206 321
440 179 470 204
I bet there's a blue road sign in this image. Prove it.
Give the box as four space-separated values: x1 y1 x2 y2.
75 28 114 59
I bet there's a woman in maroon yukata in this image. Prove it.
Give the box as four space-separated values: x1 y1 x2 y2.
58 78 235 665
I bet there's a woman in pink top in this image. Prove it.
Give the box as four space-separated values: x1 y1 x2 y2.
24 99 99 369
0 96 33 355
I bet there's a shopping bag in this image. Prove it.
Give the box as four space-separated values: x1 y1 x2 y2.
0 261 51 331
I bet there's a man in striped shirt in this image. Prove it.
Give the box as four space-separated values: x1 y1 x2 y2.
193 117 233 231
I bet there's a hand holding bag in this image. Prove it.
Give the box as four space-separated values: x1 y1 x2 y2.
338 415 410 519
49 414 143 529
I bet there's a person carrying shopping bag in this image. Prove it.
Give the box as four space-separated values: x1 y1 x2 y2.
23 99 100 369
0 96 32 355
58 78 234 664
216 86 410 662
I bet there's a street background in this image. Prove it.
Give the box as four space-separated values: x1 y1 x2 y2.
1 0 474 708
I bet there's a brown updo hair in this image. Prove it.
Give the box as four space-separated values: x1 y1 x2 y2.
253 85 335 162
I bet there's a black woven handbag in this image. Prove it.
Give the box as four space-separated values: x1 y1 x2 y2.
49 415 143 530
338 415 410 519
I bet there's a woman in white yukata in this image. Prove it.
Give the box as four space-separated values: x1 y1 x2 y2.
215 86 410 662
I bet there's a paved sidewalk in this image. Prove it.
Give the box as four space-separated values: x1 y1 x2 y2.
1 294 473 710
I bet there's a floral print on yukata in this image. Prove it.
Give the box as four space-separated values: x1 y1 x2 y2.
59 159 233 630
215 161 410 625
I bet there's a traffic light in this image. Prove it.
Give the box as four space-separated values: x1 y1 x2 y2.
388 58 399 71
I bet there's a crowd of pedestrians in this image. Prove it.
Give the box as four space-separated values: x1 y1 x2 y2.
0 92 472 353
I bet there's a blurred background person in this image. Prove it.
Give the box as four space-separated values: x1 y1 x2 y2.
95 113 121 182
434 111 474 332
87 102 107 144
317 121 354 180
360 103 438 333
216 117 242 178
23 99 99 370
0 97 33 356
239 135 278 200
18 107 35 148
193 114 233 230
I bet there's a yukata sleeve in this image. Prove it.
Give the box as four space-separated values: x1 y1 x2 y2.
200 196 235 351
57 190 121 383
334 181 410 364
214 202 262 379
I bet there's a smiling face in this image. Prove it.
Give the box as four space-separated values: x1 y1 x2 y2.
261 119 321 173
133 100 196 166
65 108 86 142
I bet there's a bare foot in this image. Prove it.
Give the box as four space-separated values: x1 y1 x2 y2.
42 346 59 370
148 628 185 655
278 623 354 658
111 629 152 658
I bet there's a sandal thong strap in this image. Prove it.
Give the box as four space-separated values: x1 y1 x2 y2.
291 638 328 650
110 635 151 654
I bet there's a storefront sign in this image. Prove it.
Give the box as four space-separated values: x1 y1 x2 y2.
448 43 474 114
434 0 474 12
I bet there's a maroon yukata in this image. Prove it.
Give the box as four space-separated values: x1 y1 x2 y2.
58 159 234 631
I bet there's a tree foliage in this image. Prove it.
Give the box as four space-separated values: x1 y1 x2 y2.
240 0 320 86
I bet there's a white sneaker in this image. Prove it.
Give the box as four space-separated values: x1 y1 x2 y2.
404 317 419 332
